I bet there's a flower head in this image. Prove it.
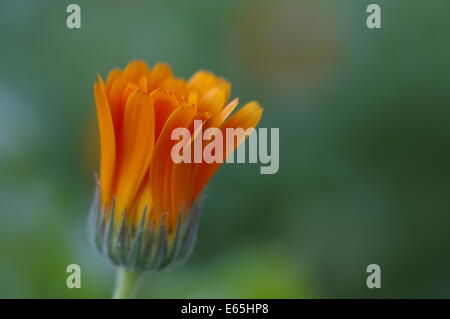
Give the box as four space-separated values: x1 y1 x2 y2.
90 60 263 271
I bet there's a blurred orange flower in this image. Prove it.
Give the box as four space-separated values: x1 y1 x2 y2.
92 60 262 270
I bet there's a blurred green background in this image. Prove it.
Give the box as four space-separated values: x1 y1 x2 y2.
1 0 450 298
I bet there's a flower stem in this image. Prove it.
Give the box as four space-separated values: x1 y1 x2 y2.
112 267 142 299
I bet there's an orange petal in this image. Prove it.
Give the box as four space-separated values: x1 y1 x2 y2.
105 69 122 96
207 97 239 128
139 74 148 93
171 112 212 216
109 75 129 133
148 63 173 91
94 81 116 208
171 162 194 220
222 101 263 149
123 60 150 82
198 86 226 116
150 89 180 141
114 91 155 221
149 104 197 226
188 71 231 105
160 77 188 99
129 171 152 226
190 101 263 203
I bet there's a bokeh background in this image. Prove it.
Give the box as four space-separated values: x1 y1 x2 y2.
1 0 450 298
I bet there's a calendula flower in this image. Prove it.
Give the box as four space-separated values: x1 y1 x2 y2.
89 60 262 297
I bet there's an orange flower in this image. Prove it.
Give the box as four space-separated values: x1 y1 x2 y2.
91 60 263 270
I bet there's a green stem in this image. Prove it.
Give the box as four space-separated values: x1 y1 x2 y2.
112 267 142 299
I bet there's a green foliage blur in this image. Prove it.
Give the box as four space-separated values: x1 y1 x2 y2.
1 0 450 298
